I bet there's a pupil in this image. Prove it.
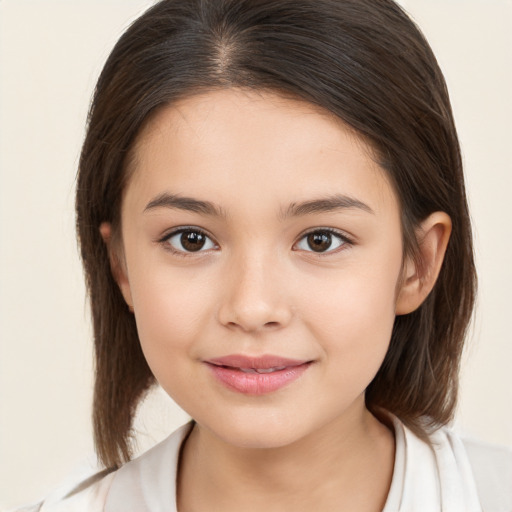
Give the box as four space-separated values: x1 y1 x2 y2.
307 232 332 252
181 231 206 252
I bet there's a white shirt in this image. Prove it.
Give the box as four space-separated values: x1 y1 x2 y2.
12 417 512 512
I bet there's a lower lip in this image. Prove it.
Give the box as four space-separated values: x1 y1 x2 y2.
206 362 311 395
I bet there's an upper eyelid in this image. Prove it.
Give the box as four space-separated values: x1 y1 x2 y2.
159 226 216 243
157 226 354 248
292 228 354 255
297 227 353 243
158 227 219 256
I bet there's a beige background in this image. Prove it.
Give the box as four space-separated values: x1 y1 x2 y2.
1 0 511 508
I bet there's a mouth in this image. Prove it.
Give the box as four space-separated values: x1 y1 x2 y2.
234 366 289 374
204 355 313 395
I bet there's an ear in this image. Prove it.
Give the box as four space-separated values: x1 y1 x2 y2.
395 212 452 315
99 222 134 311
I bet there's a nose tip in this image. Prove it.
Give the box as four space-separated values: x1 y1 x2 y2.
222 309 288 333
217 264 292 332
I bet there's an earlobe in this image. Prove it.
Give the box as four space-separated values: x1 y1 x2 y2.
99 222 134 311
395 212 452 315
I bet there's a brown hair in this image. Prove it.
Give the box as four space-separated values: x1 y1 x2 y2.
76 0 476 469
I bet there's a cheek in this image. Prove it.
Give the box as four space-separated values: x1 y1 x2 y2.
307 283 396 361
301 249 402 372
305 284 395 406
128 264 215 375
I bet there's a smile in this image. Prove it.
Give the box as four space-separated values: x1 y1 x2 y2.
205 355 312 395
238 367 287 374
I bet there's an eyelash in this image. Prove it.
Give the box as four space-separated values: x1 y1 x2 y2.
158 226 353 256
158 226 218 257
294 228 353 255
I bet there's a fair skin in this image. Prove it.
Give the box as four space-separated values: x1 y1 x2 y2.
101 89 451 511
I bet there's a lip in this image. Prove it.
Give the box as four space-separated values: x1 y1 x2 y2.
205 354 312 395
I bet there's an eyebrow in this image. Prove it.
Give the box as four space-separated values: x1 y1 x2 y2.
144 193 226 217
281 194 374 219
144 192 374 218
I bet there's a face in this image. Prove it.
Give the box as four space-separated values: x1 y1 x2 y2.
116 89 405 449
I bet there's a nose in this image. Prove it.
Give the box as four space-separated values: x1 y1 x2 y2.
217 253 293 333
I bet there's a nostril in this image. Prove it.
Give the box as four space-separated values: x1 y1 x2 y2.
225 320 281 331
218 301 292 332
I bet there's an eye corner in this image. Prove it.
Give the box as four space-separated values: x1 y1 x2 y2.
159 226 218 255
294 228 354 255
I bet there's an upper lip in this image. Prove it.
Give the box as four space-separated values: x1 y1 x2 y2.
205 354 310 370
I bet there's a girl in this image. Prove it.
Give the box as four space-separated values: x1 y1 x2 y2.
12 0 512 510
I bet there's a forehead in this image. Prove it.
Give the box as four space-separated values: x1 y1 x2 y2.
124 88 398 217
134 89 368 160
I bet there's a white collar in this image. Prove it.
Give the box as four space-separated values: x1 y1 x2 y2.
383 415 482 511
105 421 193 512
105 416 482 511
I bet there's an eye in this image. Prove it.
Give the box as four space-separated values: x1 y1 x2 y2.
162 228 216 253
295 229 349 253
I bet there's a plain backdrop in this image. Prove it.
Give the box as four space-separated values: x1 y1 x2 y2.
0 0 511 508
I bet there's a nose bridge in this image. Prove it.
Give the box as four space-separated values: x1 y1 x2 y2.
218 245 291 332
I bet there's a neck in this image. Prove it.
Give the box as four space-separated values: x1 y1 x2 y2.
177 400 395 512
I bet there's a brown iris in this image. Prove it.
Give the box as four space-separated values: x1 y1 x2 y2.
307 232 333 252
180 230 207 252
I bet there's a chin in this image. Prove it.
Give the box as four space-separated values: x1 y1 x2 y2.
220 426 302 450
198 409 315 450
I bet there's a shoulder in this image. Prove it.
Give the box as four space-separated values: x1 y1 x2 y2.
386 414 512 512
430 425 512 512
9 422 194 512
462 435 512 512
8 467 116 512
